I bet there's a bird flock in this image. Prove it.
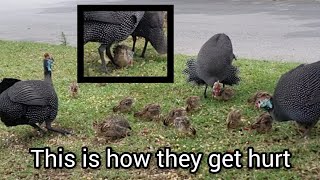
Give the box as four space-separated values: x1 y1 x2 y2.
0 12 319 142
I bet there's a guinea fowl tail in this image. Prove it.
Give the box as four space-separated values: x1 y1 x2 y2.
183 58 205 85
222 65 240 86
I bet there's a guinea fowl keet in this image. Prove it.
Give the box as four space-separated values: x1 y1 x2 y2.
83 11 144 72
134 103 161 121
173 116 196 136
69 81 79 98
250 112 273 133
163 108 187 126
185 96 200 113
226 109 242 129
131 11 167 58
113 97 134 113
213 81 235 101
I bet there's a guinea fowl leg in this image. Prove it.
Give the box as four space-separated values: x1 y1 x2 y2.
141 40 148 58
203 85 208 98
30 124 45 133
132 36 137 52
98 44 109 73
45 121 71 135
106 45 120 68
296 121 317 138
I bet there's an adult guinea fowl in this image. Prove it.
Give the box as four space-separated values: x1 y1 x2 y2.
131 11 167 58
183 33 239 98
0 62 70 135
256 61 320 137
83 11 144 72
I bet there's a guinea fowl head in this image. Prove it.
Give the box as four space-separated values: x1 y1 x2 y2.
256 97 273 111
212 81 222 97
0 78 21 94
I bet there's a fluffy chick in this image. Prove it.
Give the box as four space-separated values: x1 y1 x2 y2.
174 116 196 136
251 112 273 133
163 108 187 126
94 115 131 140
134 103 161 121
213 81 235 101
247 91 272 106
69 81 79 98
113 97 134 113
113 44 134 68
186 96 200 112
226 109 242 129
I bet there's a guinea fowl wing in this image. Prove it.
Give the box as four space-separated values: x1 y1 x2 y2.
7 82 49 106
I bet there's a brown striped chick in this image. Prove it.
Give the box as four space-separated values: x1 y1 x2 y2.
186 96 201 113
174 116 196 136
247 91 272 106
213 81 235 101
69 81 79 98
251 112 273 133
226 109 242 129
134 103 161 121
94 116 131 140
113 97 134 113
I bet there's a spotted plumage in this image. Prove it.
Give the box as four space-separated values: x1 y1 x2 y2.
183 33 239 98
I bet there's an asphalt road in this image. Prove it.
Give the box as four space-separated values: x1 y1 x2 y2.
0 0 319 63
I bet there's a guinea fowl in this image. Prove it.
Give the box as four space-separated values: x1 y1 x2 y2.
131 11 167 58
69 81 79 98
0 56 70 135
83 11 144 72
183 33 239 98
113 44 134 68
256 61 320 137
134 103 161 121
113 97 134 113
163 108 187 126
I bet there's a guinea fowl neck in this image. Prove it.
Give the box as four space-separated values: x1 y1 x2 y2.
44 71 52 85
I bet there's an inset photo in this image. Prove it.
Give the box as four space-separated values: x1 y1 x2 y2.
77 5 174 83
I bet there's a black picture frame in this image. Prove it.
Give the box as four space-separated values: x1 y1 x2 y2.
77 5 174 83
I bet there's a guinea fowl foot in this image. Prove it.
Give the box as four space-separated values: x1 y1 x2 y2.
45 122 72 135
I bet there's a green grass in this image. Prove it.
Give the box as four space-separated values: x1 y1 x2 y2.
1 40 320 179
84 37 167 77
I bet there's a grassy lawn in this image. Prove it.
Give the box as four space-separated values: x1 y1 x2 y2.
1 40 320 179
84 37 167 77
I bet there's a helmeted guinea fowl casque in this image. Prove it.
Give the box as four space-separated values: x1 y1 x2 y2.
256 61 320 137
0 55 70 135
83 11 145 72
131 11 167 58
183 33 239 98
